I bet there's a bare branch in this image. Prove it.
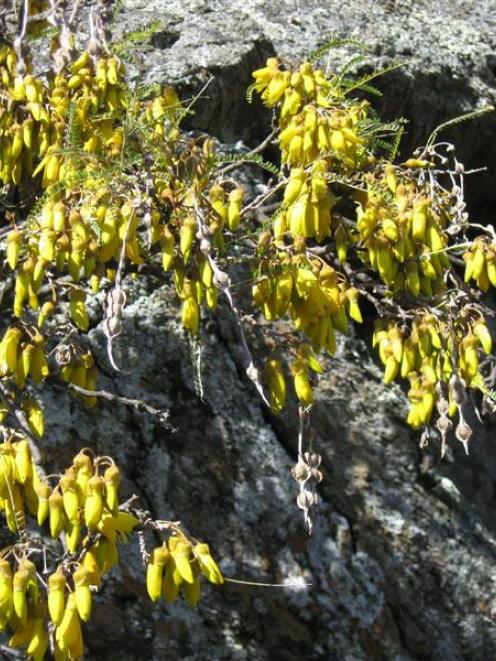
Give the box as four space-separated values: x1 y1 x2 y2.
67 383 174 430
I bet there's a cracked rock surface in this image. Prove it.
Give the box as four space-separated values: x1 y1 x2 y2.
116 0 496 217
34 275 496 660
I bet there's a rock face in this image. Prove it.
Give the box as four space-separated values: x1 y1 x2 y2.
36 278 496 661
117 0 496 218
4 1 496 659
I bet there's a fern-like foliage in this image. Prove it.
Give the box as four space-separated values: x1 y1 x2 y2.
356 115 408 158
66 103 85 151
425 105 495 148
340 60 406 95
308 37 367 64
335 54 367 84
26 25 58 42
388 125 405 161
111 19 163 58
245 82 257 105
215 152 279 176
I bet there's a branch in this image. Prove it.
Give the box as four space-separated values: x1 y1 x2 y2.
0 383 47 480
0 645 24 658
218 129 278 176
67 383 174 430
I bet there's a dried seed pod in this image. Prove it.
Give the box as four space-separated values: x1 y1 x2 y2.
455 420 473 453
296 489 318 510
291 461 311 483
449 375 467 407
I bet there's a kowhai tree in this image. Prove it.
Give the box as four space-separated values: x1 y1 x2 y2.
0 0 494 658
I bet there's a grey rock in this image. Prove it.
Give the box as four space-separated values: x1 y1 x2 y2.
113 0 496 216
24 270 496 660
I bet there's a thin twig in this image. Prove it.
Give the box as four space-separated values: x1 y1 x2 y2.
224 577 312 588
0 645 24 658
218 129 278 176
69 0 81 25
67 383 174 430
240 180 285 216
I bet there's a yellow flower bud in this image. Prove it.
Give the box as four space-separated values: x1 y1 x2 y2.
162 559 182 605
73 565 92 621
26 615 49 660
179 217 196 262
84 476 104 530
146 546 169 603
12 568 29 621
6 229 21 270
55 592 81 654
264 358 286 414
291 360 314 407
60 473 80 522
38 300 56 327
181 296 199 334
48 570 66 625
33 481 49 526
227 187 244 231
103 464 121 513
73 452 93 498
0 559 13 623
13 439 31 484
69 289 89 331
170 540 194 584
49 491 65 538
193 543 224 585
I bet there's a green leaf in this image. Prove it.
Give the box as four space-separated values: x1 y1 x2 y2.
215 152 279 176
308 37 367 64
342 60 407 95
